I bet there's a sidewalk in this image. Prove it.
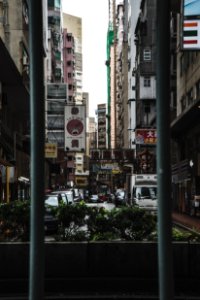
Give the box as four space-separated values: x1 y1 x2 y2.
172 211 200 233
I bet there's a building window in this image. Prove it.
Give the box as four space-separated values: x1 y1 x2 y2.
67 48 72 54
143 48 151 61
68 73 72 78
187 88 193 106
22 0 29 25
67 34 72 42
181 96 186 112
144 76 151 87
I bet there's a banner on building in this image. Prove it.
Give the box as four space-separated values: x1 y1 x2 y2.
64 105 86 151
135 129 157 145
182 0 200 50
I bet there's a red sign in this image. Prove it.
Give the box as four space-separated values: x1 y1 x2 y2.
135 129 157 145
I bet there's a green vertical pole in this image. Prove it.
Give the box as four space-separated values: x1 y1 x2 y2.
156 0 174 299
29 1 45 300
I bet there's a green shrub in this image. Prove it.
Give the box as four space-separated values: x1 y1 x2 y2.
109 206 157 241
0 200 30 241
86 206 119 241
55 202 89 241
172 227 200 242
1 200 200 243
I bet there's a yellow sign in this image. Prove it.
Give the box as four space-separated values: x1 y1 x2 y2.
112 169 122 174
75 176 88 187
45 143 57 158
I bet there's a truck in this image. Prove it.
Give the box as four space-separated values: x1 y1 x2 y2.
131 174 157 213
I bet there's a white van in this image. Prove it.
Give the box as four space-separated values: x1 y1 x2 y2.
132 186 157 212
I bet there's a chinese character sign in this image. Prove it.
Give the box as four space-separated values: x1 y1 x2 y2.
135 129 157 145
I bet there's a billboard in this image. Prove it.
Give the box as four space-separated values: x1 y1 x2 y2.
182 0 200 49
64 105 86 151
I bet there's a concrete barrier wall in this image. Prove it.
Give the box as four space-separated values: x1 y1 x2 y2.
0 241 200 280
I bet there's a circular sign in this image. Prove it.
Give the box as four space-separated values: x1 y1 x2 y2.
66 119 84 136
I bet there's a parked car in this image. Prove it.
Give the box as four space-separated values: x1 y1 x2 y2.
73 188 82 202
44 193 68 233
105 193 115 203
51 190 74 205
89 194 101 203
115 190 126 206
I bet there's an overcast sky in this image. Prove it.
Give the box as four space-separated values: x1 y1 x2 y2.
62 0 109 117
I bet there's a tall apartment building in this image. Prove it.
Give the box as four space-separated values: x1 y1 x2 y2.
107 0 117 149
88 117 97 150
97 103 107 149
115 2 129 149
63 13 83 104
83 92 90 166
46 0 66 150
127 0 141 150
0 0 48 200
0 0 30 202
47 0 63 83
170 1 200 214
134 0 157 174
63 29 76 103
45 6 90 189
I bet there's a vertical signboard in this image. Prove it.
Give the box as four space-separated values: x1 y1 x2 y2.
64 105 86 151
182 0 200 49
